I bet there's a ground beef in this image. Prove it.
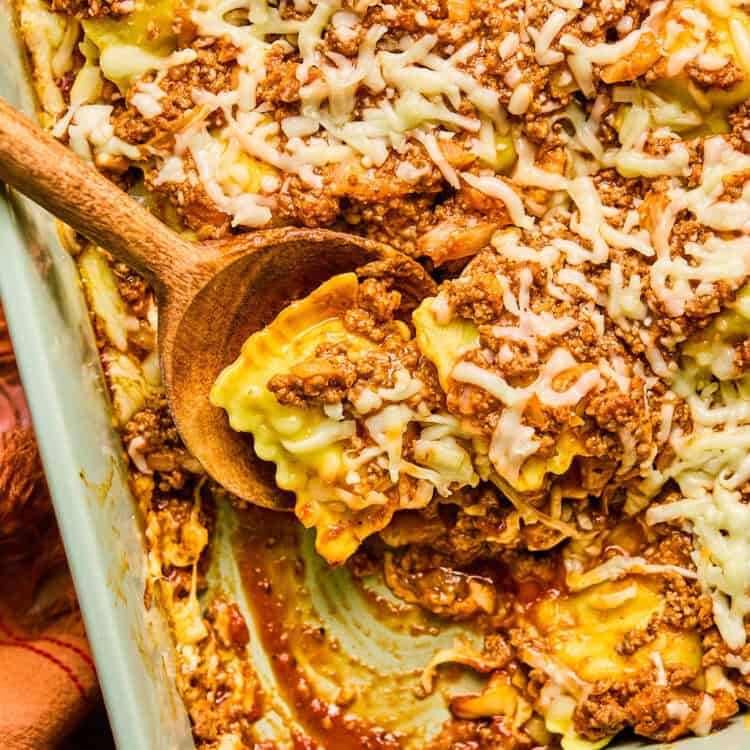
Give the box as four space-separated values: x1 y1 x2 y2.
268 351 357 406
48 0 132 18
123 398 202 494
180 597 261 744
267 276 444 417
729 101 750 154
685 60 745 90
145 153 231 239
273 176 341 229
383 547 499 618
427 717 534 750
573 669 738 743
256 45 302 105
112 261 150 318
114 39 239 148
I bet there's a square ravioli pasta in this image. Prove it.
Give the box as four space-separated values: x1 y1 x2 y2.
14 0 750 746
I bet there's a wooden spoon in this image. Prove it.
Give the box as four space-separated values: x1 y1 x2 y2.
0 98 436 510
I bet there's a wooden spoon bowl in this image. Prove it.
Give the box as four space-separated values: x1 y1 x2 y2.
0 99 436 510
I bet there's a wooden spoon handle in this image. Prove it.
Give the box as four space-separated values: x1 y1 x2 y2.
0 98 191 286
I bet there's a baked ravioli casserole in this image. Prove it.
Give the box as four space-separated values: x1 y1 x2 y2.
15 0 750 744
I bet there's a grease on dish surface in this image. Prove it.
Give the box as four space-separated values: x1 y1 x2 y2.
233 506 724 750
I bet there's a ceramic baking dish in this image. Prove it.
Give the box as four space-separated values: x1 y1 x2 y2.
1 1 750 747
0 3 195 747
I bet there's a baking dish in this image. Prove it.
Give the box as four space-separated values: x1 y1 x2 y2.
1 0 750 747
0 3 194 748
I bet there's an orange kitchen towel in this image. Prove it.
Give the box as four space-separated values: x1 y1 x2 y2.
0 304 99 749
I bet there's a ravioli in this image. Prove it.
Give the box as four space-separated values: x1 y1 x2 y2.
82 0 180 87
413 296 590 496
610 4 750 137
212 274 376 563
522 577 702 750
529 578 701 683
212 274 480 564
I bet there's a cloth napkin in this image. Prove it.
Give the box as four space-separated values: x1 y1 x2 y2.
0 303 99 749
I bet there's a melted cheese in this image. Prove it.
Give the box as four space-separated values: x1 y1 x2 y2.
488 408 541 484
451 350 601 412
66 104 140 164
413 298 596 492
565 554 697 590
647 480 750 650
460 172 533 228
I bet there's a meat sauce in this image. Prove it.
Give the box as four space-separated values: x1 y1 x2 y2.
234 508 404 750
